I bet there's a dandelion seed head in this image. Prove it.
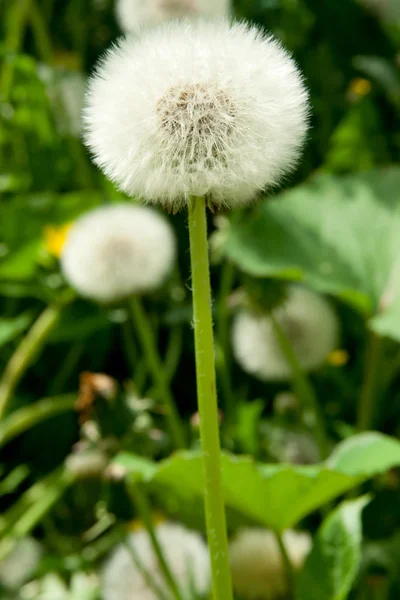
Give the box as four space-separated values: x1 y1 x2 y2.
102 522 211 600
0 538 42 590
229 528 311 600
61 204 176 303
116 0 230 33
84 21 309 210
232 286 339 381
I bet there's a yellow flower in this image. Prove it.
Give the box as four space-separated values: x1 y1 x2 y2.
327 349 349 367
348 77 372 97
44 223 72 258
127 512 166 532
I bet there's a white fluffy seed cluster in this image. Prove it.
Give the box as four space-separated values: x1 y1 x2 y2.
232 286 339 381
229 528 311 600
0 537 42 591
102 522 211 600
84 21 309 211
61 204 176 303
116 0 231 33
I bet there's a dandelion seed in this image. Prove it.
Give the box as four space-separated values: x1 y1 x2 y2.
0 538 42 591
229 528 311 600
60 204 176 304
116 0 231 33
232 286 339 381
84 21 309 211
102 522 211 600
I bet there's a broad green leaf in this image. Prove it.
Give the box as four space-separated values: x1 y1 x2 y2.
233 399 264 454
0 241 41 280
115 432 400 532
0 312 33 348
296 496 370 600
225 169 400 317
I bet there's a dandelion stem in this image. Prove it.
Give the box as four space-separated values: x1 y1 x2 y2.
123 538 171 600
275 531 295 598
129 483 183 600
129 297 186 449
271 314 329 460
0 394 75 449
0 304 61 419
357 330 383 431
188 196 233 600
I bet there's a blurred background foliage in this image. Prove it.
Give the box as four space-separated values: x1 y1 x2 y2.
1 0 400 599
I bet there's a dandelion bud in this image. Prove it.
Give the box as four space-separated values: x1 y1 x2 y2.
116 0 230 33
102 522 211 600
65 450 108 479
232 286 339 381
61 204 176 303
84 21 309 211
229 528 311 600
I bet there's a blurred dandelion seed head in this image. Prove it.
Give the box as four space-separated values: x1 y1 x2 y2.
229 528 311 600
0 538 42 591
61 204 176 303
102 522 211 600
232 286 339 381
115 0 230 33
84 21 309 210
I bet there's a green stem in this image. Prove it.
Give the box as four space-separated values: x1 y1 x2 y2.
188 196 233 600
28 0 53 64
123 539 171 600
357 331 383 431
275 531 295 599
0 469 73 561
271 314 329 460
1 0 31 101
0 304 61 418
216 261 236 419
129 484 182 600
129 297 186 449
0 394 76 449
48 344 84 396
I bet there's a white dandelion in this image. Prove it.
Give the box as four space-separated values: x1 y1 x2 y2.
232 286 339 381
229 528 312 600
84 20 309 211
102 522 211 600
61 204 176 304
115 0 231 33
0 537 42 591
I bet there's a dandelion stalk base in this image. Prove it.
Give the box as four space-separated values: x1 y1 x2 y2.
188 196 233 600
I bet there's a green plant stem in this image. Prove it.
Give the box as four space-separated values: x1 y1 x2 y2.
216 260 236 419
357 331 383 431
0 305 61 419
29 0 53 64
129 297 186 449
123 539 171 600
1 0 31 100
271 314 329 460
48 344 84 396
188 196 233 600
0 468 73 561
0 394 76 449
129 484 182 600
275 531 295 599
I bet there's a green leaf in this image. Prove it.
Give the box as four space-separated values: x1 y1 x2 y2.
0 312 33 348
0 241 41 280
114 433 400 532
296 496 370 600
225 168 400 317
233 400 264 454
